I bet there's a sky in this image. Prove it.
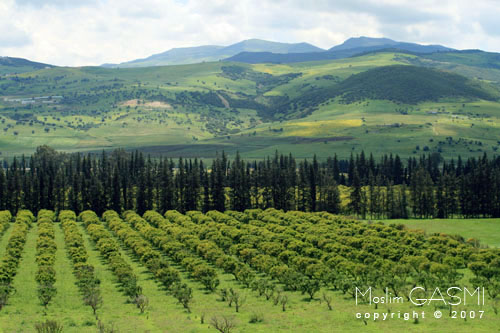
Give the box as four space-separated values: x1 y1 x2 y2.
1 0 500 66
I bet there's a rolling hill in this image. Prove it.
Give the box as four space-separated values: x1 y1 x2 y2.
104 39 324 68
1 44 500 161
333 65 496 104
0 56 54 75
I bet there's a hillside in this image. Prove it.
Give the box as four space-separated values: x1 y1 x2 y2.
105 39 324 68
0 56 54 75
329 36 452 53
334 65 496 104
0 51 500 160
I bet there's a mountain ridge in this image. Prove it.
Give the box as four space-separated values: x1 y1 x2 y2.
226 37 454 64
102 36 454 67
103 38 324 68
0 56 54 75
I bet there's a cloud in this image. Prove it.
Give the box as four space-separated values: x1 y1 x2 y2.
478 10 500 37
0 0 499 66
279 0 447 24
15 0 97 8
0 24 32 47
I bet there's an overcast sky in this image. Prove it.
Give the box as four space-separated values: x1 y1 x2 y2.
1 0 500 66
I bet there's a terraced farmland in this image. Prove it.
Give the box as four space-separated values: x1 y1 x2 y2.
0 209 499 332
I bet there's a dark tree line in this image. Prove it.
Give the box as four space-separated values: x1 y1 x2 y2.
0 145 499 218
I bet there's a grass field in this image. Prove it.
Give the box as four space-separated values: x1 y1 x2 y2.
379 218 500 248
0 210 500 332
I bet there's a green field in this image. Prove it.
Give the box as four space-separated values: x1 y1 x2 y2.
0 210 499 332
379 218 500 248
1 51 500 160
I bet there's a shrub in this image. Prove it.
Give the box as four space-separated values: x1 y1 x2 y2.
34 319 63 333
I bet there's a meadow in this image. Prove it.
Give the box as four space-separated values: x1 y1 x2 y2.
0 209 499 332
380 218 500 248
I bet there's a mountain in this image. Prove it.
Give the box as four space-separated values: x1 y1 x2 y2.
103 36 453 67
0 56 54 75
226 36 453 64
329 36 451 53
104 39 324 68
102 45 225 68
329 36 399 51
220 39 323 54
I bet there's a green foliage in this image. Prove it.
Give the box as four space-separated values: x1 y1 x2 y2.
123 210 220 292
249 311 264 323
300 277 320 300
34 319 64 333
59 210 102 315
0 210 33 309
35 211 57 308
135 294 149 314
1 208 500 331
171 282 193 312
81 211 142 299
0 211 12 236
335 65 496 104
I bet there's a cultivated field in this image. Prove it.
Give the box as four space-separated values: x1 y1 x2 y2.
0 209 499 332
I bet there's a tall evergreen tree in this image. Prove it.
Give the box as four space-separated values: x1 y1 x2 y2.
348 168 363 216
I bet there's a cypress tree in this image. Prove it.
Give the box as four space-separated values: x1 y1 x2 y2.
347 153 355 186
136 170 147 215
348 167 363 216
211 154 225 212
0 167 5 210
160 158 174 213
200 161 211 213
309 155 319 211
111 167 121 212
69 173 81 213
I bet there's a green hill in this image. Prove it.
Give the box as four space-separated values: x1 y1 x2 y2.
421 50 500 69
335 65 497 104
328 36 451 52
1 51 500 160
0 56 54 75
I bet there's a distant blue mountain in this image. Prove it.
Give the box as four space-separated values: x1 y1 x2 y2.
102 39 325 68
329 36 450 52
226 37 454 64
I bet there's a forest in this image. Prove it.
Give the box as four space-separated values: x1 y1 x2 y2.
0 145 499 219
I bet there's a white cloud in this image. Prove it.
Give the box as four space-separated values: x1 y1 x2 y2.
0 24 32 48
0 0 499 66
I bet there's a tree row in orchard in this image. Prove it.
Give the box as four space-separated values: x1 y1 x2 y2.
0 210 34 311
35 210 57 308
0 145 499 218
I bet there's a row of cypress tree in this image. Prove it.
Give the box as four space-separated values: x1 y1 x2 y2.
0 145 499 218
